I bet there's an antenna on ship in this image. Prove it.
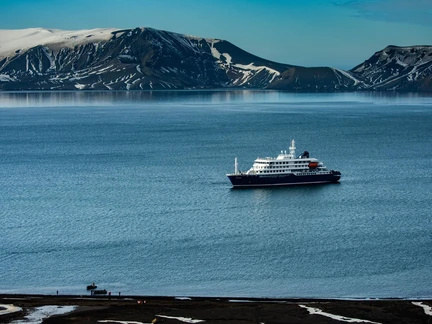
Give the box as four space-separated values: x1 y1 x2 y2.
235 157 239 174
289 139 296 158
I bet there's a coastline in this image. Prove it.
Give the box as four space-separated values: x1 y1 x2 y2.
1 294 431 323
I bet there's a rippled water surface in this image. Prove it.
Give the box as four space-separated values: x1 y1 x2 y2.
1 91 431 298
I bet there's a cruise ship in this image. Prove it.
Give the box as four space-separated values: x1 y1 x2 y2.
227 140 341 188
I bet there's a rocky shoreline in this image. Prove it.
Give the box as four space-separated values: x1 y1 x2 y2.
1 294 431 324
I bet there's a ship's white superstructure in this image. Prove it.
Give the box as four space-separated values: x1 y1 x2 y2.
238 140 332 176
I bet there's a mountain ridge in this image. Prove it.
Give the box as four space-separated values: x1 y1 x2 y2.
0 27 431 92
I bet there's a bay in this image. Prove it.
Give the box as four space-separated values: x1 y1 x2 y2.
0 91 431 298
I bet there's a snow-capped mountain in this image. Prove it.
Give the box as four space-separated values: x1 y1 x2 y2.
351 45 432 91
0 27 430 91
0 27 292 90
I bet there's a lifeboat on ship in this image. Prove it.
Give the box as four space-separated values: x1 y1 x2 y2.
308 161 319 168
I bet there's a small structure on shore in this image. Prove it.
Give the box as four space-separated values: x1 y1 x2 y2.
86 282 97 290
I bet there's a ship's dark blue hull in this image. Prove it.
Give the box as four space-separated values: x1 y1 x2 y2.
227 171 341 188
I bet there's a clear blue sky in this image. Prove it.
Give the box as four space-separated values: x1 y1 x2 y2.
1 0 431 69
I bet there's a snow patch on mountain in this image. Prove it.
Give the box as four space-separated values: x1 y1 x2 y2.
210 40 222 60
223 53 232 65
41 46 56 72
208 39 280 85
233 63 280 84
0 74 15 82
209 40 233 65
332 68 361 86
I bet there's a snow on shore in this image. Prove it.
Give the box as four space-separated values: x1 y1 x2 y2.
299 304 381 323
10 305 76 324
0 304 22 316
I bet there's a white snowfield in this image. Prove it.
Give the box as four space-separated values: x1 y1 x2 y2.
0 27 118 58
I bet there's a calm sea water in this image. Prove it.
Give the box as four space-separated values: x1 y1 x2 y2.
1 91 431 299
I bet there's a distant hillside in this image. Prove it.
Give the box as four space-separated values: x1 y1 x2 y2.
350 45 432 92
0 27 431 91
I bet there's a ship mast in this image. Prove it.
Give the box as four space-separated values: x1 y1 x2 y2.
289 139 296 158
234 157 239 174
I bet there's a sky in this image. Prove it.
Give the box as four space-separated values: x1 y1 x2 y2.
0 0 431 70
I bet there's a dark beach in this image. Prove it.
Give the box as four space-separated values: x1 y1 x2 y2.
1 294 432 324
